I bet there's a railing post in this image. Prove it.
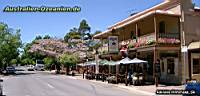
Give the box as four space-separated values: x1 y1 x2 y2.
154 14 157 43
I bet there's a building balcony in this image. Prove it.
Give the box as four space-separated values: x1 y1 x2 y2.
127 32 180 49
158 33 180 44
97 32 181 53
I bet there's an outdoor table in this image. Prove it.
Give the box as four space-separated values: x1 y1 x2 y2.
132 73 144 86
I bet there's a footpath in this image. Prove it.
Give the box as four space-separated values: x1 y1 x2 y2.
65 74 185 96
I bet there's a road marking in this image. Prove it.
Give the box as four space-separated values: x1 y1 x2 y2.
47 83 54 89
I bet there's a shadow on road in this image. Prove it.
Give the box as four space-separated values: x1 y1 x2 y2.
3 72 36 76
15 72 36 76
15 69 25 71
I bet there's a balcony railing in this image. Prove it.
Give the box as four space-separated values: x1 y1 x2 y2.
138 33 156 45
158 33 180 44
158 33 180 39
99 32 181 51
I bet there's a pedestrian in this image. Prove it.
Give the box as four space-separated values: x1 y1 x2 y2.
83 69 86 79
155 59 160 87
128 70 133 85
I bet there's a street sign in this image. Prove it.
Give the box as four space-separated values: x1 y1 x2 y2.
181 46 188 52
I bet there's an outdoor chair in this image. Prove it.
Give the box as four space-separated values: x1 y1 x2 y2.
118 74 125 83
107 76 117 83
132 73 144 86
86 73 93 80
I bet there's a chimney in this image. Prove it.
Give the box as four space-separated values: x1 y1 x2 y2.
164 0 193 12
180 0 194 12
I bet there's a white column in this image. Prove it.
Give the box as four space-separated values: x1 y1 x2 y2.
95 54 99 74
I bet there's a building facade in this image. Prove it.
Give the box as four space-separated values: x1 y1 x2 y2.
93 0 200 84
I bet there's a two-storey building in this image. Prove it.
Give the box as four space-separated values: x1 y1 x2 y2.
93 0 200 84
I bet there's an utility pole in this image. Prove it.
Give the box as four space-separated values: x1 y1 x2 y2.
180 0 193 84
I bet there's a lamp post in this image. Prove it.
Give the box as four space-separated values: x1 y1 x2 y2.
180 0 191 84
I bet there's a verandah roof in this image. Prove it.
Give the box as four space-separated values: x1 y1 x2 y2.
93 10 180 39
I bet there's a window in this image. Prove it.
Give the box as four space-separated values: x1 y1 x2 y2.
159 21 165 33
138 29 141 37
167 58 175 74
193 58 200 74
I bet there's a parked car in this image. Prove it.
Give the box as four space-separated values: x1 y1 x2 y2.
5 66 16 74
34 64 44 71
0 79 3 95
27 65 35 71
185 80 200 96
34 60 45 71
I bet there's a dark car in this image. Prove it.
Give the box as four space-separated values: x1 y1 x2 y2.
0 79 3 95
185 80 200 96
5 66 16 74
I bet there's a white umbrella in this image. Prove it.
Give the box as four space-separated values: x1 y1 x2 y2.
127 58 147 64
85 62 96 66
117 57 131 64
77 63 85 66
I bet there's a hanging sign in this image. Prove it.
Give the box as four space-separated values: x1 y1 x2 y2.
108 36 119 53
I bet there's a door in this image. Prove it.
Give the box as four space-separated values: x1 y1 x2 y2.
191 53 200 81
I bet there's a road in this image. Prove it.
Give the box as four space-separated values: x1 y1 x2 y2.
2 68 149 96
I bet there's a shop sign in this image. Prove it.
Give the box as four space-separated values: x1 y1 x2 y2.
108 36 119 53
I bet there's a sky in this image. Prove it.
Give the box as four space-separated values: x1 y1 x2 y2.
0 0 200 43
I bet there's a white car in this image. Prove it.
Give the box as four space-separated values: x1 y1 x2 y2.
27 65 35 71
34 64 44 71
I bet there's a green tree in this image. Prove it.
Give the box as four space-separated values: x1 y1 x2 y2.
0 22 22 69
35 35 42 40
64 27 80 42
10 59 17 66
78 19 91 40
43 35 51 39
58 53 78 75
21 58 35 66
20 36 46 65
43 57 55 70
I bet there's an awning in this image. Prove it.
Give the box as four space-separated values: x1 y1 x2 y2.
188 41 200 50
77 63 85 66
127 58 147 64
99 60 119 66
85 61 96 66
117 57 131 64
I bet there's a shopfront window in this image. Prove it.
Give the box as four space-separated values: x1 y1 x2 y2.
167 58 175 74
193 58 200 74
